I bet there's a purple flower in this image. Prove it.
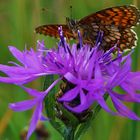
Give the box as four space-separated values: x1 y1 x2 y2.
0 43 49 85
0 27 140 139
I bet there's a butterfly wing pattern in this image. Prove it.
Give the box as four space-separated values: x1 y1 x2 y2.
35 24 74 39
79 5 140 51
35 5 140 51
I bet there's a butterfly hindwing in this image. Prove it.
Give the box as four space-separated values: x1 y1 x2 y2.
103 29 137 51
82 22 137 51
119 29 137 51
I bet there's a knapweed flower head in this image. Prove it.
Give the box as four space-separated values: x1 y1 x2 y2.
0 27 140 139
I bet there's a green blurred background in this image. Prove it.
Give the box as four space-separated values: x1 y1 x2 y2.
0 0 140 140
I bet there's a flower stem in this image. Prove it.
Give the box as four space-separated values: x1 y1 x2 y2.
63 127 76 140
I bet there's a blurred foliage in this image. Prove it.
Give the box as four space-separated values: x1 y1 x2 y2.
0 0 140 140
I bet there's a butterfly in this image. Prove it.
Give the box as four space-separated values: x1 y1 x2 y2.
35 5 140 51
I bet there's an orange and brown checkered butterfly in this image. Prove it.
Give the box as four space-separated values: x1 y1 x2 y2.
35 5 140 51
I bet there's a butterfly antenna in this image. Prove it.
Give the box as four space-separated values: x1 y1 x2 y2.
70 5 73 19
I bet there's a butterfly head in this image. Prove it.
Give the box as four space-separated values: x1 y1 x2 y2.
66 17 84 38
66 17 78 29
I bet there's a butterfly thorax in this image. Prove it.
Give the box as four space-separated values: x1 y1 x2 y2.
66 17 91 43
66 17 80 37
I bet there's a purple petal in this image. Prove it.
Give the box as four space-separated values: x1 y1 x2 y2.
64 72 78 85
120 82 140 100
58 86 80 102
9 99 37 111
93 92 116 115
94 62 102 79
64 90 89 113
107 54 132 89
0 76 36 85
0 64 26 77
107 61 130 88
110 92 140 120
112 91 140 103
8 46 26 65
21 86 44 97
37 40 46 55
87 53 95 80
27 101 43 140
23 49 43 69
0 64 47 77
0 64 49 84
125 72 140 89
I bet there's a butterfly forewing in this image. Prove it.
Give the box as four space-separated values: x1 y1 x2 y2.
35 24 74 39
79 5 140 28
78 5 140 51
